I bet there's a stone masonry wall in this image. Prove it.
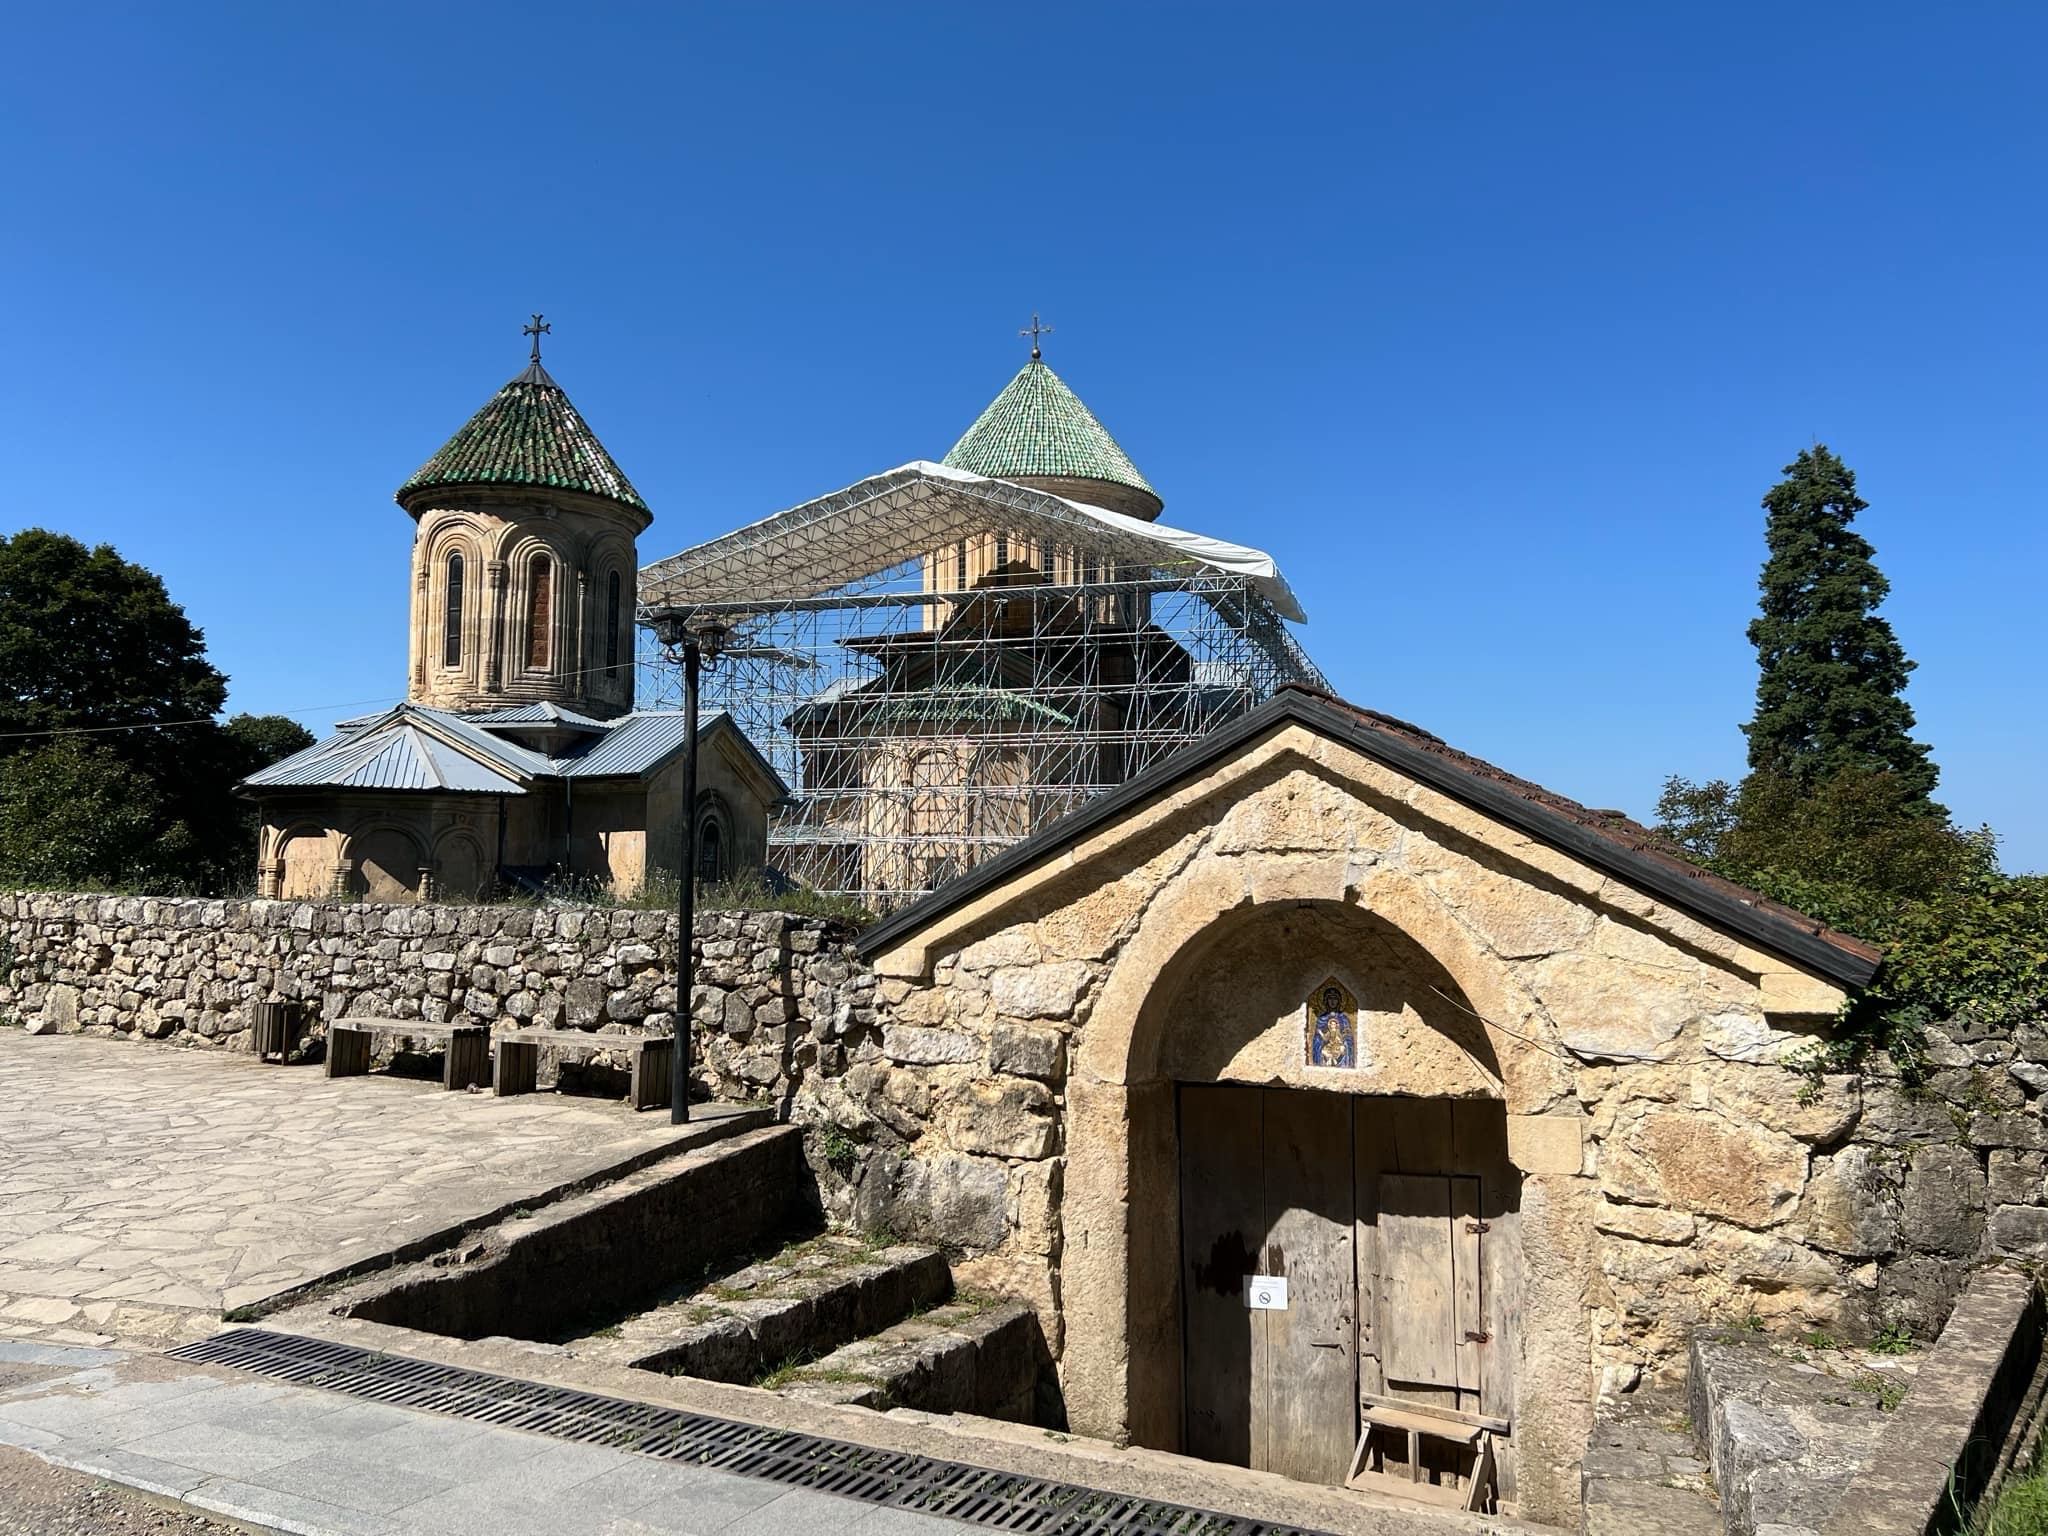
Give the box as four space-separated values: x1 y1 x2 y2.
4 888 2042 1371
0 892 877 1114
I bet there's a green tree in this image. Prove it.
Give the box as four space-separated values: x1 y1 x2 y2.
0 530 318 894
0 739 166 889
1743 446 1936 801
0 529 227 766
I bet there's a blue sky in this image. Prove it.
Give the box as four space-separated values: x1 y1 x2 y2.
4 4 2042 868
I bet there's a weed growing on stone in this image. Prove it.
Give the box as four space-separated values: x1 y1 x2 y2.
1871 1321 1917 1355
1739 1312 1766 1333
1804 1331 1840 1351
815 1124 858 1174
1852 1373 1907 1411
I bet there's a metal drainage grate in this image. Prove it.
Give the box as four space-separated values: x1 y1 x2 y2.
169 1329 1332 1536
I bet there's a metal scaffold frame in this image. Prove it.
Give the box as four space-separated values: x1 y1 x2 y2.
638 463 1326 911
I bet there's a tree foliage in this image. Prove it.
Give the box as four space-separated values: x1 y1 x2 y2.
0 530 315 894
1743 446 1936 801
1656 770 2047 1041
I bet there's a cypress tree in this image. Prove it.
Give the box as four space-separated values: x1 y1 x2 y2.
1743 445 1937 801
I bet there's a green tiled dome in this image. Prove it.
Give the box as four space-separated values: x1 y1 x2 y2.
943 359 1157 503
397 361 648 513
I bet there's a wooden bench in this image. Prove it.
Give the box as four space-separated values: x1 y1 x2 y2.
1345 1394 1506 1512
492 1027 675 1112
325 1018 489 1091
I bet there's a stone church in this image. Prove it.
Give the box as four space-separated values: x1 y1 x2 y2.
242 330 783 901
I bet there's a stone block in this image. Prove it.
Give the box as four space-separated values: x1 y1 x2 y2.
1595 1201 1696 1245
1898 1145 1987 1257
988 1022 1064 1082
1988 1203 2048 1261
1971 1112 2048 1151
1532 954 1694 1063
943 1077 1056 1160
881 1026 979 1066
1701 1066 1860 1144
30 982 80 1035
1877 1254 1967 1338
988 962 1093 1021
1603 1107 1807 1229
1989 1151 2048 1207
1508 1112 1585 1175
881 1154 1010 1251
956 930 1039 973
1798 1146 1896 1258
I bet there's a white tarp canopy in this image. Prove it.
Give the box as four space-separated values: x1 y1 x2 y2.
639 461 1307 624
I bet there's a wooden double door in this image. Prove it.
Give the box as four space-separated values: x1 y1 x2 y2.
1177 1084 1502 1486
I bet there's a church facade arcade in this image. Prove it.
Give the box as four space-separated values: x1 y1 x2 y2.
852 687 1877 1522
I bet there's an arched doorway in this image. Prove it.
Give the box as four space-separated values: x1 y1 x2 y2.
1066 891 1526 1495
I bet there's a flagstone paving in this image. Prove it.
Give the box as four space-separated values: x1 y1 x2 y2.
0 1030 726 1349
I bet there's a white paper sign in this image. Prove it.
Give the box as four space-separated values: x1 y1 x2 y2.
1245 1275 1289 1311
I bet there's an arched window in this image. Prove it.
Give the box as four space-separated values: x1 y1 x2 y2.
954 541 967 588
442 554 464 667
605 570 622 673
526 555 552 669
696 818 723 884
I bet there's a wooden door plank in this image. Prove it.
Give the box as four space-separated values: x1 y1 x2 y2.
1378 1173 1457 1392
1391 1098 1455 1175
1450 1175 1484 1400
1179 1083 1264 1468
1354 1099 1398 1397
1258 1088 1356 1485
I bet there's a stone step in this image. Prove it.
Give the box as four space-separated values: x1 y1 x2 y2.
576 1231 953 1384
1581 1385 1720 1536
1687 1328 1905 1536
777 1297 1045 1423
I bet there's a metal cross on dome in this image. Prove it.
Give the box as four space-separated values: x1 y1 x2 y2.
1019 312 1053 360
523 314 551 362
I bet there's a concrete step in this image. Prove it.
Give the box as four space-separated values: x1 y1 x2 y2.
576 1232 953 1383
778 1297 1046 1423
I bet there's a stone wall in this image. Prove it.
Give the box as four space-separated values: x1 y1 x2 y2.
6 884 2043 1475
0 892 876 1112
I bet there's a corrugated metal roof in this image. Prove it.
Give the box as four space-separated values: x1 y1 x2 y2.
244 721 525 794
244 703 784 799
557 710 707 777
472 702 611 729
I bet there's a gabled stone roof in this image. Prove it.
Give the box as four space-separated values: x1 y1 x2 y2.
943 359 1156 501
397 361 648 513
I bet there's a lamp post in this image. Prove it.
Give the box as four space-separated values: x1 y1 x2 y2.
666 609 727 1125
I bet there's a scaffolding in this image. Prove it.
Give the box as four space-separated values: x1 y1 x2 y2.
638 462 1326 911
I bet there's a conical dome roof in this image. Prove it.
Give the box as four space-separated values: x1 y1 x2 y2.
397 360 648 514
943 358 1161 519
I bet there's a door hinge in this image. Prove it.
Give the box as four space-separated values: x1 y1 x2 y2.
1464 1330 1492 1344
1464 1221 1490 1234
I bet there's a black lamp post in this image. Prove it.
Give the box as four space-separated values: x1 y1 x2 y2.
667 609 727 1125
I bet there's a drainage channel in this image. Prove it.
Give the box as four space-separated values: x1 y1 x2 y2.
169 1329 1332 1536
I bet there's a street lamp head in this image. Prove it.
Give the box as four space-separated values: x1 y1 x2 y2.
687 613 730 665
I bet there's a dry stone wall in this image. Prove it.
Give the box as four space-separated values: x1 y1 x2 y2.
0 892 876 1111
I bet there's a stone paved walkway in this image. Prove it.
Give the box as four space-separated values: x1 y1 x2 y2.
0 1343 977 1536
0 1031 727 1350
